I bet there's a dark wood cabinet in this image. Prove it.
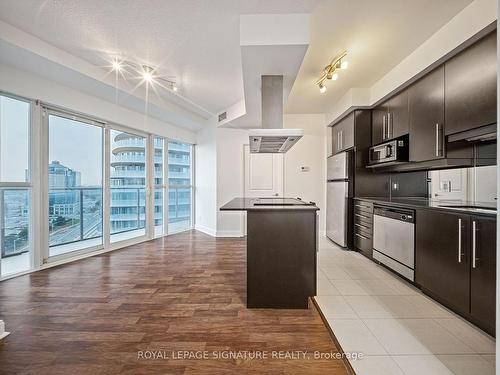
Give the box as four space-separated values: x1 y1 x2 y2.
409 66 445 162
332 113 355 153
416 209 496 336
372 105 387 145
372 90 409 145
416 209 470 314
386 90 409 140
470 216 496 335
445 31 497 136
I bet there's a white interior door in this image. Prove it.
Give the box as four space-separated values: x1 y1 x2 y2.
430 169 469 201
244 144 283 198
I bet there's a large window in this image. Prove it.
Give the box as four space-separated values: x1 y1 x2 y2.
110 130 146 242
168 140 192 233
48 114 103 257
0 95 31 277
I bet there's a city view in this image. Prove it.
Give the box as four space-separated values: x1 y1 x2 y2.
2 124 192 262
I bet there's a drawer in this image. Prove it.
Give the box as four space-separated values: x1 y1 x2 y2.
355 232 373 253
354 212 373 227
354 201 373 214
354 222 372 237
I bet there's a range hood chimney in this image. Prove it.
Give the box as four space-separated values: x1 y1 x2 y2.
249 75 303 153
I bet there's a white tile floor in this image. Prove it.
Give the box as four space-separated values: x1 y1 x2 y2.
315 236 496 375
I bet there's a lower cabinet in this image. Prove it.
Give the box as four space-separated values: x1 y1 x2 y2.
354 199 373 259
470 216 496 335
416 209 496 336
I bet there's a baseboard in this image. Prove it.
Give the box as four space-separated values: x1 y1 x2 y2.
216 230 244 238
194 224 217 237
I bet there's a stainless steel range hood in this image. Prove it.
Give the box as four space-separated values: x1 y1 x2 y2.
249 75 303 153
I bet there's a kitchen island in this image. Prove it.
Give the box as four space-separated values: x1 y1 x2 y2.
220 198 319 309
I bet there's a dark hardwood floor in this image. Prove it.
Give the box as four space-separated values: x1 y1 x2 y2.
0 230 349 374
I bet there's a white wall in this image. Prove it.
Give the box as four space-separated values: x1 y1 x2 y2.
194 122 218 236
211 113 326 237
216 128 248 236
0 63 197 144
283 114 326 234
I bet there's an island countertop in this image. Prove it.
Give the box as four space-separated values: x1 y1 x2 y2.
220 197 319 211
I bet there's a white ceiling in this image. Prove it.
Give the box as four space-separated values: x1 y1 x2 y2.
0 0 319 115
286 0 473 114
0 0 474 123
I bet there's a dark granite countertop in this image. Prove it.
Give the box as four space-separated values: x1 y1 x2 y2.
356 196 497 217
220 197 319 211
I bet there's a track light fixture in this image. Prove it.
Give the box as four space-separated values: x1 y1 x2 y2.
110 58 178 92
316 51 348 93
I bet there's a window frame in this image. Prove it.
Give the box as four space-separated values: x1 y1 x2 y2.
0 92 34 279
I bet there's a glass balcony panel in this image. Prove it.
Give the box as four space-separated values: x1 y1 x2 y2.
0 189 30 277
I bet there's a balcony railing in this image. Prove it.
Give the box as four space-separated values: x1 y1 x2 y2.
49 187 103 248
0 189 30 258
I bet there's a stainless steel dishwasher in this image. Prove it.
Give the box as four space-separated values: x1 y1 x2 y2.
373 206 415 281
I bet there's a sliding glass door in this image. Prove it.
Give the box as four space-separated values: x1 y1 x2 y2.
0 95 31 277
167 141 193 233
48 113 103 257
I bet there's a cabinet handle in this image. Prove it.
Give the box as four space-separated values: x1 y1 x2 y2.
340 130 343 150
382 115 386 139
355 213 370 220
387 112 392 138
355 233 369 240
435 123 442 157
355 223 370 230
472 220 477 268
458 218 462 263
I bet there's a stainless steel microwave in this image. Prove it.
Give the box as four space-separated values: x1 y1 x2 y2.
369 136 409 166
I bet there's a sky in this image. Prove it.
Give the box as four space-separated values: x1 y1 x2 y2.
49 115 103 186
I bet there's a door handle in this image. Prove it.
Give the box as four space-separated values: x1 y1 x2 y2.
457 218 462 263
472 220 477 268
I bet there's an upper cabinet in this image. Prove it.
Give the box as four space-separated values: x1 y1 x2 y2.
327 126 333 157
332 113 355 154
372 90 409 145
409 66 445 162
445 31 497 136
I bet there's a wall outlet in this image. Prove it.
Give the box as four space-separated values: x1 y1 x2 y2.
301 166 310 172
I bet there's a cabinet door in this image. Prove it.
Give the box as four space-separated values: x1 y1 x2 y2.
372 105 387 145
470 216 496 335
409 66 445 162
339 113 355 151
445 31 497 135
332 127 341 154
327 126 333 157
387 89 409 139
415 210 470 314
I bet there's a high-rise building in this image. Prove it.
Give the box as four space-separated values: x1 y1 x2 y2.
109 132 191 234
48 161 80 217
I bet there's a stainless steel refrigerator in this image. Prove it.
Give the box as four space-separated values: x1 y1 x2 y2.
326 151 352 247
